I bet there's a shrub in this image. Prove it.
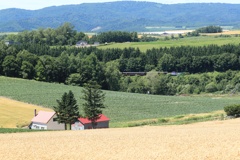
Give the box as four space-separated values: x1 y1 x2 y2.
224 104 240 117
158 118 169 123
173 115 185 119
127 120 157 127
65 73 81 86
205 82 218 93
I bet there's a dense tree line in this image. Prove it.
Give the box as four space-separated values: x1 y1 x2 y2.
6 23 85 46
94 31 139 43
196 26 223 33
1 40 240 95
186 26 223 37
120 70 240 95
1 24 240 95
4 23 140 46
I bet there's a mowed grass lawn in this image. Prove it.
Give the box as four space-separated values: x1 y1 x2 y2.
1 76 240 127
98 36 240 52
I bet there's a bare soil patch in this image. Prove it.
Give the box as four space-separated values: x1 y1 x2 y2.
0 118 240 160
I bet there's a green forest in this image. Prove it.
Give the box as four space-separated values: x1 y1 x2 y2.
1 24 240 96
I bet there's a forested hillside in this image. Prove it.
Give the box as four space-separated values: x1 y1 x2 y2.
1 2 240 32
1 25 240 95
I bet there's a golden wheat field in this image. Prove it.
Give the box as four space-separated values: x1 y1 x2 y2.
203 30 240 36
1 119 240 160
0 97 53 128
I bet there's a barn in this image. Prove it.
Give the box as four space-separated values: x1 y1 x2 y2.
78 114 110 129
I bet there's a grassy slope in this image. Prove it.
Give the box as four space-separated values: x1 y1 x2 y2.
1 76 240 127
98 36 240 52
0 97 53 128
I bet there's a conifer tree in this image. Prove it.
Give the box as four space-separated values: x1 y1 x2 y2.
53 90 79 130
82 81 106 129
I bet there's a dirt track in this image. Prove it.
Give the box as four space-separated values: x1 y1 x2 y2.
1 119 240 160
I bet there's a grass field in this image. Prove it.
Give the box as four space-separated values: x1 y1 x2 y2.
1 76 240 127
0 32 18 35
1 118 240 159
0 97 52 128
0 128 49 133
98 35 240 52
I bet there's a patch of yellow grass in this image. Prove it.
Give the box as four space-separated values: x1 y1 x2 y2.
0 118 240 159
0 97 53 128
202 30 240 36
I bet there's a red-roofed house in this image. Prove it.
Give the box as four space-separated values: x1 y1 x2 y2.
78 114 110 129
29 110 109 130
29 111 65 130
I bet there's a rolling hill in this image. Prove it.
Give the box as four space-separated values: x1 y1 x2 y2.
0 97 52 128
1 76 240 128
1 2 240 32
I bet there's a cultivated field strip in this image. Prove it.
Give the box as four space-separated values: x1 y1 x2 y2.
2 76 240 127
1 119 240 160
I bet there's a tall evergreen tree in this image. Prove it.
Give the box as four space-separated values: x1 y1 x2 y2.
82 81 106 129
53 90 79 130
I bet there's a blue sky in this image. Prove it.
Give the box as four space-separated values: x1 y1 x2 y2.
0 0 239 10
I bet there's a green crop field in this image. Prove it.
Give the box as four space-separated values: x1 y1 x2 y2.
98 36 240 52
0 128 48 133
0 32 18 35
1 76 240 127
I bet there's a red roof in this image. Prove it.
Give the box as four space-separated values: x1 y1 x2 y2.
78 114 109 124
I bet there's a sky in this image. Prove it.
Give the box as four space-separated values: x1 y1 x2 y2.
0 0 240 10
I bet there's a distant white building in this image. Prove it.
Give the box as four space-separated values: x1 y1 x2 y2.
76 40 88 47
4 40 14 46
29 111 65 130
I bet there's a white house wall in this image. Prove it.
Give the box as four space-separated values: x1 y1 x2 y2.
31 122 47 130
71 121 84 130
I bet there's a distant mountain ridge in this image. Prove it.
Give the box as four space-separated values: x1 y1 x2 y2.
1 1 240 32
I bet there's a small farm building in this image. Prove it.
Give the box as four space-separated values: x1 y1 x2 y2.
29 110 109 130
71 121 84 130
78 114 110 129
76 40 88 47
29 111 65 130
4 40 20 46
